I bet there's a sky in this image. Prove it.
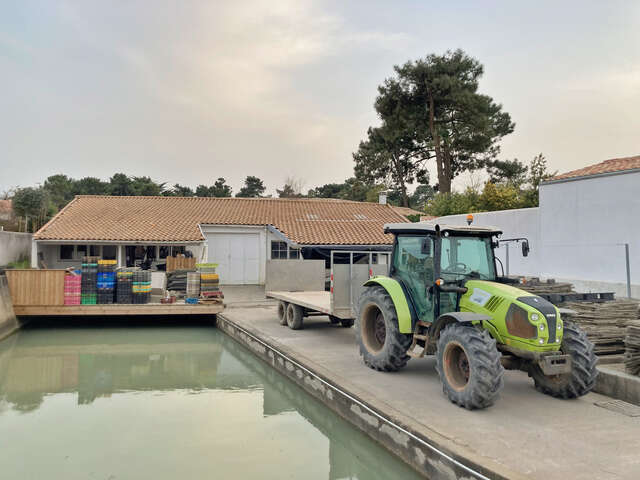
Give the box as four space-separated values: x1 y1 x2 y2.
1 0 639 196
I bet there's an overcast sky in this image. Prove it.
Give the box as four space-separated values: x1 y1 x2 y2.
1 1 639 196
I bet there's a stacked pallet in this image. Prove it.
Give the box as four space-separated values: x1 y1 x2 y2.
517 278 574 295
166 270 192 294
561 299 640 360
625 315 640 375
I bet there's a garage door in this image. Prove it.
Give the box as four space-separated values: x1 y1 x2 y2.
206 233 260 284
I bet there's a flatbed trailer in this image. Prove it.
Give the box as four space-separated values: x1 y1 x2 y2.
267 251 390 328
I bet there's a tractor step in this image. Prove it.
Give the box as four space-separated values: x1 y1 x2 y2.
407 321 431 358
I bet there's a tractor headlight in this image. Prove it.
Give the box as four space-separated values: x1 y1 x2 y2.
557 321 562 330
539 323 545 331
531 313 539 321
506 304 537 339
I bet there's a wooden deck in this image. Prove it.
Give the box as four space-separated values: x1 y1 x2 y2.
13 303 224 317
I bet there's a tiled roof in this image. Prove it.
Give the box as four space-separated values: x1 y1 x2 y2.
34 196 407 245
550 155 640 181
391 206 424 217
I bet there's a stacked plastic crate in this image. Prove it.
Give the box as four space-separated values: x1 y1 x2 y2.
63 272 81 305
81 256 98 305
132 271 151 304
197 263 223 304
116 269 133 304
97 260 117 304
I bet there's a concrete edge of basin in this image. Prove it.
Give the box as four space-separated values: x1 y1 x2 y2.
594 365 640 406
216 312 526 480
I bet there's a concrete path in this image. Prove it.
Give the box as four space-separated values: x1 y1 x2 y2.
220 307 640 480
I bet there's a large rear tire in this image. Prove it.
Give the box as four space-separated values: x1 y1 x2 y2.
530 321 598 398
436 323 504 410
286 303 304 330
356 286 412 372
277 301 288 326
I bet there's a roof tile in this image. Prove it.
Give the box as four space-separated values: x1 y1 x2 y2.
551 155 640 181
34 196 407 245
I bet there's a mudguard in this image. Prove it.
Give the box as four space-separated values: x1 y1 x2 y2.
363 276 412 333
430 312 493 341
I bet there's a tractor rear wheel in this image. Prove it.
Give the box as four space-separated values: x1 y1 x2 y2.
530 321 598 398
277 301 288 326
286 303 304 330
356 286 412 371
436 324 504 410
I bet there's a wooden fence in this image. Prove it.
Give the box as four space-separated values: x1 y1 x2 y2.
5 269 66 306
166 256 196 273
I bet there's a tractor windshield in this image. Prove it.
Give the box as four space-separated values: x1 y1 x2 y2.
440 235 496 282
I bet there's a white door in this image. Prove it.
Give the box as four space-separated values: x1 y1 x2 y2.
206 233 260 284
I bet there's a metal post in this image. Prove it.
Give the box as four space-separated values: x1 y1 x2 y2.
349 252 354 313
505 243 510 277
625 243 631 298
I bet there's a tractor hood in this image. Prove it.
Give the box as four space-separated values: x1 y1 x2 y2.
459 280 563 353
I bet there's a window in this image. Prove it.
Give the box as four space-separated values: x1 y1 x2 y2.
440 236 496 281
289 248 301 259
60 245 75 260
77 245 87 257
392 236 434 321
271 241 288 259
90 245 101 256
103 245 117 260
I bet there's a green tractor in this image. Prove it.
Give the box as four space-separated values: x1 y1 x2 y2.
356 222 598 410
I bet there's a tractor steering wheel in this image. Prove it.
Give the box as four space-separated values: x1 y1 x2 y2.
442 262 469 275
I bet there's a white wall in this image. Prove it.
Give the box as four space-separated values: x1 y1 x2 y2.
540 171 640 286
432 208 541 277
434 171 640 297
0 231 32 267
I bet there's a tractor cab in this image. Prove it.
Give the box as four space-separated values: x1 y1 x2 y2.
384 222 503 323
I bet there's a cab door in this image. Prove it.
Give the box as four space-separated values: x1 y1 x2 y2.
391 235 436 322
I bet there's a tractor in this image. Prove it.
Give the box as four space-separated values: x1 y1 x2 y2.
356 221 598 410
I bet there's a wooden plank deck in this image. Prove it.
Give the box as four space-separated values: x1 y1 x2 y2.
13 303 224 317
266 291 331 314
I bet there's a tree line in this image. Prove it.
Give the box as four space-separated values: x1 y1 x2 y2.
4 49 557 232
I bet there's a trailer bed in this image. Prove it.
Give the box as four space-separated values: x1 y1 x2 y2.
266 291 339 317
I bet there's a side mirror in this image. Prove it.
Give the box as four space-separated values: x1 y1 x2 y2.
421 238 431 255
522 240 530 257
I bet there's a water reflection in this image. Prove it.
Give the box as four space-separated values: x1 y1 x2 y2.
0 326 422 480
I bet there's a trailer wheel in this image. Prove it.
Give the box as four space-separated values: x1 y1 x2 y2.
436 323 504 410
530 321 598 399
340 318 354 328
329 315 341 325
286 303 304 330
356 286 412 371
277 301 288 326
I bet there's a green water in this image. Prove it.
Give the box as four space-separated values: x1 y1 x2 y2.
0 324 423 480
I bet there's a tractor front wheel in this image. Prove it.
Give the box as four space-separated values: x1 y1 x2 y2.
530 321 598 398
436 324 504 410
356 286 412 371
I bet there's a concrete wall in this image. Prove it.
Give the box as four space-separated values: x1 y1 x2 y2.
265 260 325 292
0 231 32 267
0 275 19 341
435 171 640 297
